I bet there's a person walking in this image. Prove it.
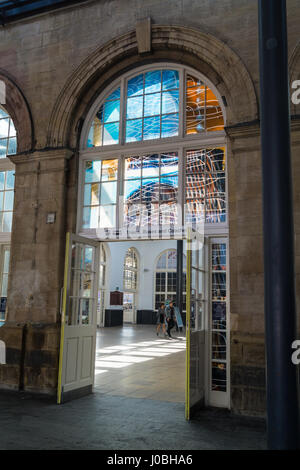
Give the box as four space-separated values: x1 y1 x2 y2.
156 303 167 337
165 301 177 338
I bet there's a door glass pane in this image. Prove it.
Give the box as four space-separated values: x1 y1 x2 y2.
212 332 227 360
210 242 227 393
212 362 226 392
67 241 96 326
81 298 93 325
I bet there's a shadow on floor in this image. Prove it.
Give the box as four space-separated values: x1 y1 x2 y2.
0 390 266 450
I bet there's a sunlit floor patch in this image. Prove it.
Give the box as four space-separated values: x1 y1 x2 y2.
96 346 136 353
139 347 183 354
95 361 132 368
99 354 153 363
94 369 108 375
121 351 171 357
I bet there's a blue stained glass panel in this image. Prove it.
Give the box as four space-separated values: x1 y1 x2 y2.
0 172 4 190
0 140 7 158
142 154 160 178
127 74 144 97
104 100 120 123
7 138 17 155
3 212 12 232
103 122 119 145
160 153 178 176
0 119 9 139
99 205 116 228
125 179 141 202
83 206 99 229
162 90 179 114
9 121 16 137
160 176 178 202
162 70 179 90
87 127 94 148
161 113 179 138
4 191 14 211
85 161 101 183
125 157 142 180
126 119 142 143
143 116 160 140
144 93 161 117
141 178 160 202
106 87 120 101
0 108 8 118
145 71 161 94
100 181 117 204
126 96 143 119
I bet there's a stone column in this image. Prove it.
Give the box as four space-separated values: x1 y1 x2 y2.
226 123 266 416
227 119 300 416
0 149 74 394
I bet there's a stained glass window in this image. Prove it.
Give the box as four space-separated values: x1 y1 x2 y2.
124 152 178 229
86 68 224 148
0 106 17 158
83 67 226 231
126 70 179 143
186 74 224 134
185 148 226 224
123 248 138 291
0 170 15 232
210 242 227 392
83 159 118 229
87 88 120 147
155 249 187 311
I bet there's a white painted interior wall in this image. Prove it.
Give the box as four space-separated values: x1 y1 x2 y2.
106 240 177 310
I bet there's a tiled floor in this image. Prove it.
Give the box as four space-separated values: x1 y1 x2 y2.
94 324 186 403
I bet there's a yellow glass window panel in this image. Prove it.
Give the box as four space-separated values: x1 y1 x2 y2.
206 88 224 132
101 159 118 181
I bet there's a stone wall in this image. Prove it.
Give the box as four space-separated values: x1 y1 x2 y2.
0 0 299 413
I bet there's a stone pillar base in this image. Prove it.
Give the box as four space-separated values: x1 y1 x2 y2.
0 322 60 396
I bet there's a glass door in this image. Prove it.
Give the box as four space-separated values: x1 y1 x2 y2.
185 234 207 419
57 233 99 404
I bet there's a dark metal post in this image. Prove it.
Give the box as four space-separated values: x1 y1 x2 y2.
176 240 183 327
258 0 299 449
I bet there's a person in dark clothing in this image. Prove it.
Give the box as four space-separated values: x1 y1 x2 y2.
165 301 177 338
156 303 167 337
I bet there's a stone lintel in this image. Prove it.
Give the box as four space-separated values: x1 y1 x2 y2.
8 148 74 166
136 17 151 54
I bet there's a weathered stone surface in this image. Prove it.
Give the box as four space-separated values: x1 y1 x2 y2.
0 0 299 416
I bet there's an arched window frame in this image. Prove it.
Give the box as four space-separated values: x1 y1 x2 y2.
0 105 16 323
77 63 228 238
0 106 15 238
123 247 139 293
154 248 187 311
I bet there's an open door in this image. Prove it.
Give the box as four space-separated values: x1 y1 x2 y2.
57 233 99 404
185 233 207 420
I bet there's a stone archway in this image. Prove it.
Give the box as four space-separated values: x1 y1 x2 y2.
0 70 34 153
47 25 258 149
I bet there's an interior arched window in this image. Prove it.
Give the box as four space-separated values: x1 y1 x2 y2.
0 106 16 323
0 106 16 233
123 248 138 291
99 243 107 288
155 249 187 311
0 106 17 158
80 65 226 234
87 68 224 147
